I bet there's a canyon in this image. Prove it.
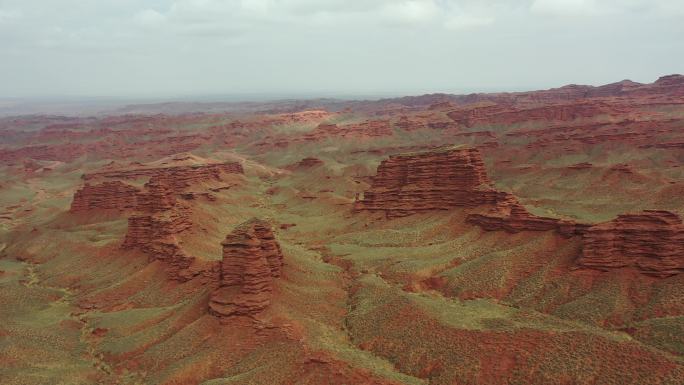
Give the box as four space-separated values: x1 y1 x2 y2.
2 75 684 385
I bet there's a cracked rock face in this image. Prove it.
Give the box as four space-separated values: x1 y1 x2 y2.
209 219 284 318
577 210 684 277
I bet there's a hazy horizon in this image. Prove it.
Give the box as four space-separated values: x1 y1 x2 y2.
1 0 683 99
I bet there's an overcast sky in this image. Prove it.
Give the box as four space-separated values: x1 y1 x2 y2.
0 0 682 99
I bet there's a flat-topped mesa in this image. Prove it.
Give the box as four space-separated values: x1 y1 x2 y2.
447 101 618 128
305 120 393 140
151 163 244 190
69 181 141 212
209 219 284 318
577 210 684 277
355 146 507 217
83 162 244 190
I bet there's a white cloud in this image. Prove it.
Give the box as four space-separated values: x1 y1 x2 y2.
381 0 440 26
0 0 682 97
444 14 494 29
530 0 599 16
530 0 684 17
134 9 166 27
0 8 22 23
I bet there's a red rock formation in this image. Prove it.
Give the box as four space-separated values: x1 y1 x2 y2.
209 219 284 318
301 120 393 141
466 194 588 236
447 105 511 128
135 177 179 213
70 181 141 212
609 163 634 174
447 101 620 128
577 210 684 277
121 176 195 281
568 162 593 170
646 142 684 149
296 157 324 168
395 116 426 131
0 144 87 164
355 146 509 217
84 162 244 190
466 194 558 232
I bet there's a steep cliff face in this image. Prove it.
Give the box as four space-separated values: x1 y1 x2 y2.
209 219 284 318
577 210 684 277
70 181 141 212
135 177 178 213
121 176 194 281
355 147 507 217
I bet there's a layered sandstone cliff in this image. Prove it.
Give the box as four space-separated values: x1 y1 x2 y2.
466 194 588 236
67 160 237 280
355 147 509 217
447 101 619 128
577 210 684 277
302 120 393 141
70 181 141 212
121 176 194 280
84 162 244 190
209 219 284 318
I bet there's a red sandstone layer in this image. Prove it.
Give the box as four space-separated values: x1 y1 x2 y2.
355 146 506 217
465 194 588 237
577 210 684 277
70 181 141 212
84 162 244 190
209 219 284 318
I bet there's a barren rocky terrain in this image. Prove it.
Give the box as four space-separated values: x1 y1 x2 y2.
1 75 684 384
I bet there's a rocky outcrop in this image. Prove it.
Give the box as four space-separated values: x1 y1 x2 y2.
70 181 141 212
302 120 393 141
395 116 426 131
355 146 509 217
123 210 192 257
447 101 620 128
577 210 684 277
296 157 324 168
84 162 244 190
568 162 593 170
209 219 284 318
466 194 588 236
121 176 194 281
0 144 87 164
355 146 592 235
134 177 179 213
121 177 190 251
